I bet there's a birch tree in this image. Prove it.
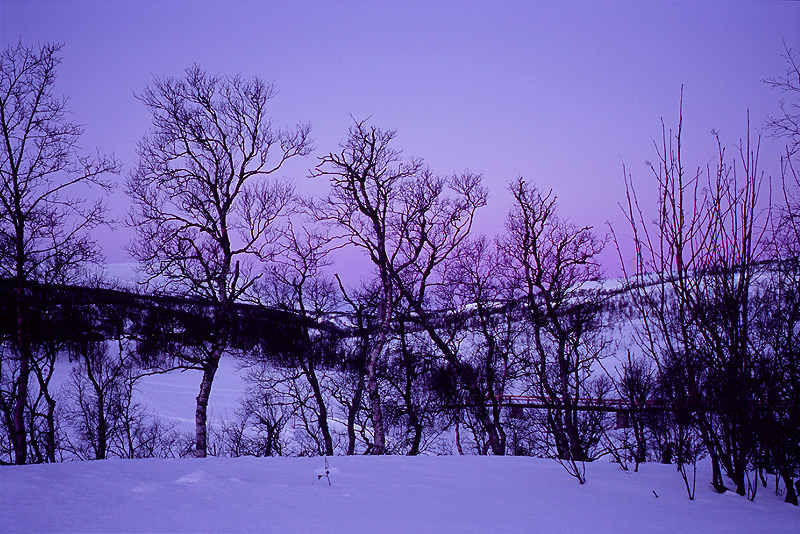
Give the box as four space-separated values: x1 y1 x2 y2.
615 98 769 496
309 120 486 453
501 178 609 482
127 65 310 457
0 42 116 464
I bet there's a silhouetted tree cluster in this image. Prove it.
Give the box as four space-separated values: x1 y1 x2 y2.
0 42 117 464
615 82 800 502
1 39 799 505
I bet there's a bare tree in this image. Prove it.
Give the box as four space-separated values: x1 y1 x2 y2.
0 41 117 464
241 223 341 456
309 120 486 454
381 307 450 455
614 96 769 495
612 351 655 472
765 42 800 156
214 384 289 458
273 224 341 455
331 281 377 455
752 133 800 504
753 261 800 505
435 236 524 455
64 340 127 460
654 352 707 500
500 178 609 483
24 284 76 463
308 121 412 454
758 45 800 504
126 65 311 457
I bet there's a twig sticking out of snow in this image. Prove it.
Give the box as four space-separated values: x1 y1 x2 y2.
316 457 331 485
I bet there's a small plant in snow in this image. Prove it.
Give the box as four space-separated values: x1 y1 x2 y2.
316 457 331 485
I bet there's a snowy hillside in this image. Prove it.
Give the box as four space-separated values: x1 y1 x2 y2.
2 455 796 533
2 290 797 532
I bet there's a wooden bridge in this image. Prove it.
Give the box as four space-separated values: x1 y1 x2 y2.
493 395 669 429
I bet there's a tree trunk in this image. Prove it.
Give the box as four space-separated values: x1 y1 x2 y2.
31 356 58 463
697 411 727 492
195 352 221 458
26 405 43 463
787 476 800 506
305 366 334 456
633 413 647 470
463 375 505 455
454 417 465 455
44 394 56 463
366 341 386 455
394 281 505 455
346 372 365 456
408 409 423 456
97 394 107 460
710 448 725 493
13 285 30 465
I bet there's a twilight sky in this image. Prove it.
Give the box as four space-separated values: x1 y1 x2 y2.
2 0 798 277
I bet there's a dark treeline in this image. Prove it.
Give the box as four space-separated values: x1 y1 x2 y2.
1 41 799 504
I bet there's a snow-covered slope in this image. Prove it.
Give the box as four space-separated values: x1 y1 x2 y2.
1 455 796 533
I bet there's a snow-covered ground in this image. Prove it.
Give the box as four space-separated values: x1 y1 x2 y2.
137 364 247 432
3 350 797 532
2 455 797 533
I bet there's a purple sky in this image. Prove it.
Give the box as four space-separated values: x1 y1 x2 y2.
2 1 797 277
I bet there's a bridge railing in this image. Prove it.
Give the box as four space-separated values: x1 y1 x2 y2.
494 394 667 412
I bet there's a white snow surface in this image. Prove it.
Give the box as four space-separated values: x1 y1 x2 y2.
2 455 797 533
4 352 798 532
